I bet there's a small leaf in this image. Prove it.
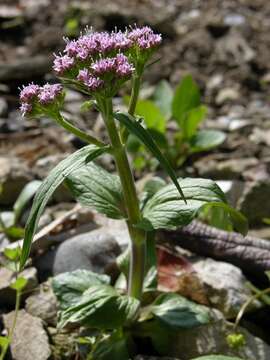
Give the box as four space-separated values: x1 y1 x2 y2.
152 80 173 119
114 112 186 203
191 356 244 360
202 202 248 236
4 247 21 261
81 100 95 112
65 163 125 220
52 270 110 310
149 293 210 330
135 99 166 133
10 277 28 291
184 105 207 139
13 180 42 224
190 129 226 152
266 271 270 281
59 284 140 329
172 75 201 126
20 145 108 270
88 331 130 360
0 336 9 348
139 178 227 231
5 226 24 240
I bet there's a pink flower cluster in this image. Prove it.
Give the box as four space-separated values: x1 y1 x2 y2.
77 70 104 92
53 26 162 76
19 83 63 116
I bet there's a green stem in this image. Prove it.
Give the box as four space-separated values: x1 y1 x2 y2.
101 98 146 300
55 113 106 147
128 74 141 116
234 287 270 331
121 74 142 143
0 290 21 360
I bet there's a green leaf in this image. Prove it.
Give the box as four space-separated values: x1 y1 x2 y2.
20 145 108 270
81 100 96 112
5 226 24 240
191 356 244 360
65 163 125 219
202 202 248 236
139 178 227 231
190 129 226 153
114 112 186 203
4 246 21 261
88 331 130 360
184 105 207 139
149 293 210 330
0 336 9 349
172 75 201 126
140 176 166 210
10 277 28 291
52 270 110 310
135 99 166 133
266 271 270 281
13 180 42 224
59 284 140 329
152 80 173 119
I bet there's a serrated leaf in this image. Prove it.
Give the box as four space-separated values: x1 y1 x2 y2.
20 145 108 270
10 277 28 291
172 75 201 126
139 178 227 231
59 284 140 329
149 293 210 330
190 129 226 152
114 112 186 203
13 180 42 224
152 80 173 119
191 356 244 360
65 163 125 219
135 99 166 133
184 105 207 139
88 331 130 360
52 270 110 310
202 202 248 236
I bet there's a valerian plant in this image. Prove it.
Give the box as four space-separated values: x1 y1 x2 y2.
18 26 247 359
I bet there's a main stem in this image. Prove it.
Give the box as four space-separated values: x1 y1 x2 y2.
102 98 146 300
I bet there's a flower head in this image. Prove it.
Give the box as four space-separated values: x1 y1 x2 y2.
128 26 162 49
53 54 74 75
77 69 104 92
20 102 32 117
19 84 39 102
91 54 134 78
38 83 63 104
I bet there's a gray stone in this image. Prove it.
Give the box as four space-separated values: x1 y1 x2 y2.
3 310 51 360
0 267 38 306
169 309 270 360
25 281 57 326
0 156 34 205
238 180 270 225
37 230 121 276
0 97 8 117
192 258 261 319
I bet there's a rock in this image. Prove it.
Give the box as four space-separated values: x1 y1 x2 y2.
25 281 57 326
216 87 240 105
3 310 51 360
191 258 261 319
0 97 8 117
238 180 270 225
36 230 121 277
169 309 270 360
0 267 38 307
0 156 34 205
194 156 259 179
